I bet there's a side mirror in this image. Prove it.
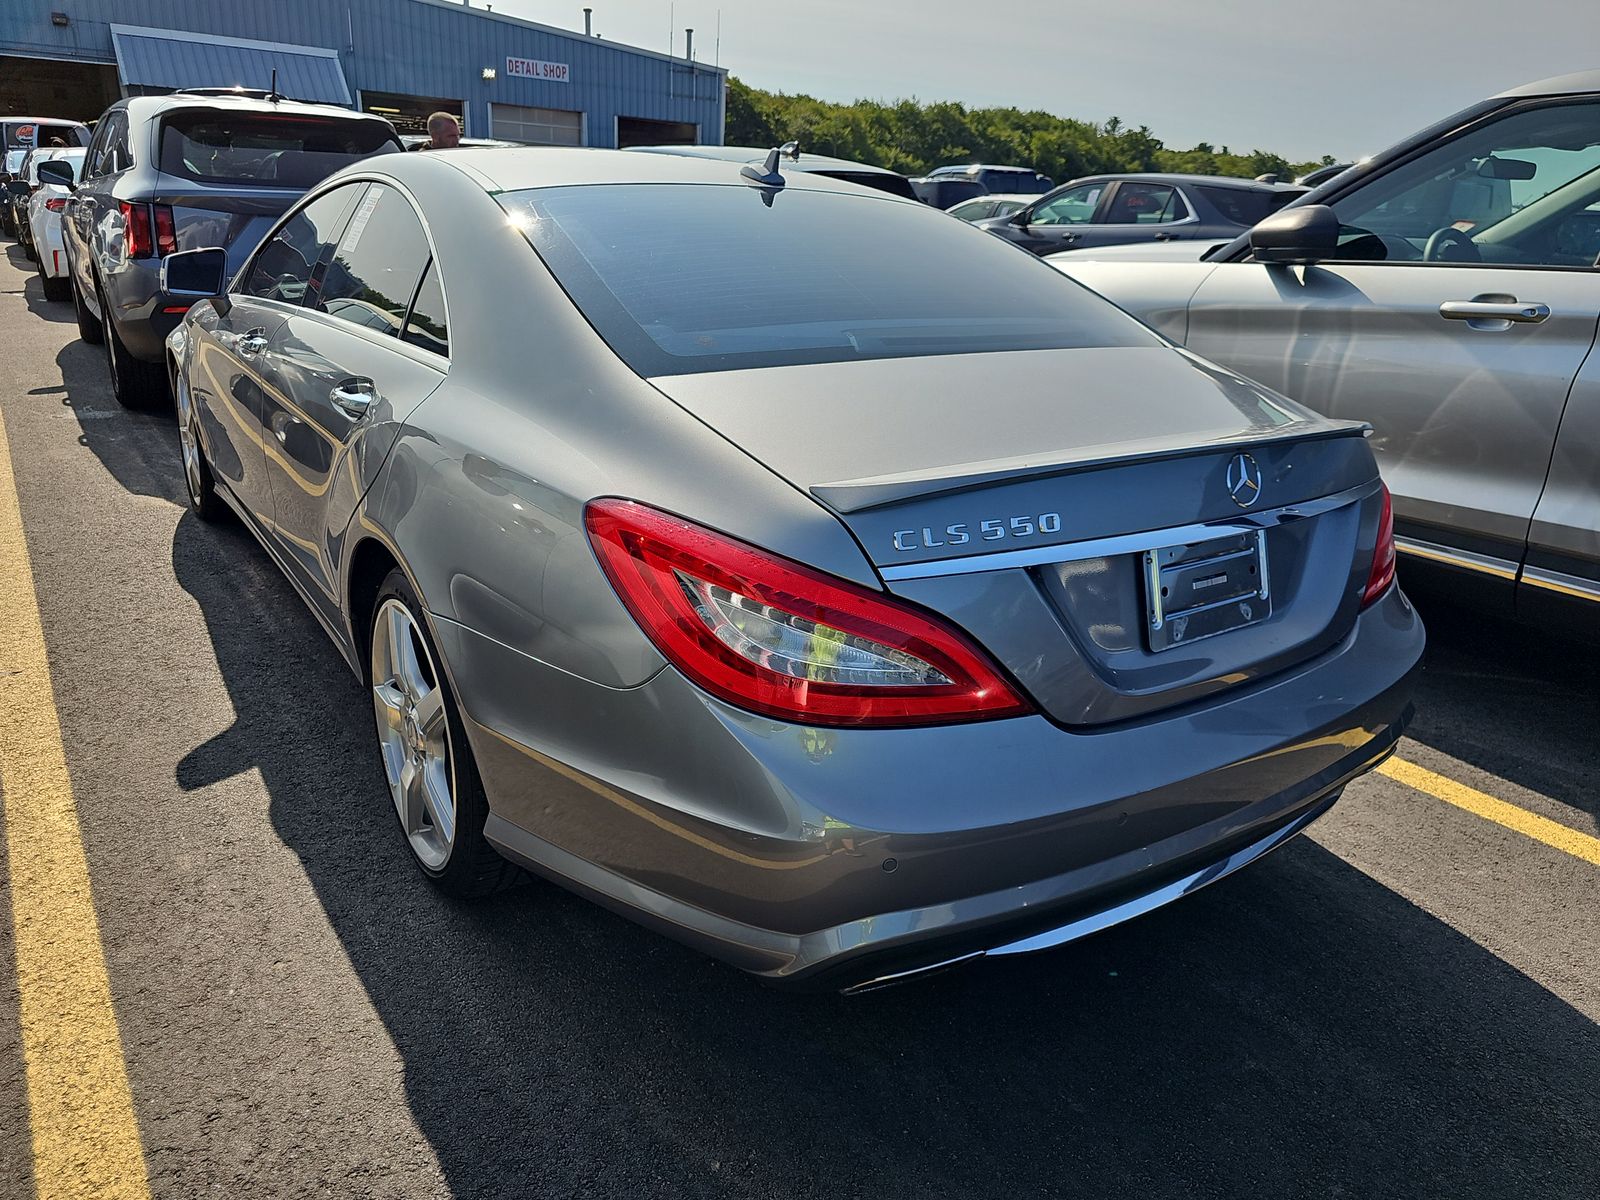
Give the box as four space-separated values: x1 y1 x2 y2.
1009 208 1031 227
35 159 74 190
161 247 229 298
5 180 29 198
1249 204 1340 264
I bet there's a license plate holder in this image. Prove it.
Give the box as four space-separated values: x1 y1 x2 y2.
1144 530 1270 652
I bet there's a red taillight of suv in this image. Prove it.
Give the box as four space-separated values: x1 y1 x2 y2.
153 203 177 257
44 197 65 213
584 499 1032 728
117 202 176 258
1362 483 1397 608
118 201 152 258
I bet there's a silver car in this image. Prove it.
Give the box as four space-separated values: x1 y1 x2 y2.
1050 71 1600 634
164 147 1422 991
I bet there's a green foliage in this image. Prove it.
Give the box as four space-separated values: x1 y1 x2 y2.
724 77 1327 183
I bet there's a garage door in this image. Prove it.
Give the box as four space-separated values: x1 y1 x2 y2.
490 104 583 146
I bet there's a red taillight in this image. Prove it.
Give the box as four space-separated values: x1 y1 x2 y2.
44 197 65 213
118 201 152 258
584 499 1032 728
153 203 177 257
1362 483 1396 607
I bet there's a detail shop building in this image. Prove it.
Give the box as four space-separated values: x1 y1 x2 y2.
0 0 724 148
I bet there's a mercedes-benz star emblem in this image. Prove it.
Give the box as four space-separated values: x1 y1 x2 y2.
1226 452 1263 508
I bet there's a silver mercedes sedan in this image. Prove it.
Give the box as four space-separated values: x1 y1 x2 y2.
162 146 1423 992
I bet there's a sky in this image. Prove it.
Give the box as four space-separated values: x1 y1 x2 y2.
495 0 1600 162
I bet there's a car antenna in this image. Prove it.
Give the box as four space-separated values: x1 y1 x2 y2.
741 141 799 187
267 68 283 104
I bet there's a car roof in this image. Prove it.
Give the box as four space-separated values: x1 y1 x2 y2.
0 115 89 126
628 144 905 177
385 145 920 196
1496 70 1600 98
954 193 1035 203
1064 172 1305 193
113 92 396 124
934 164 1039 173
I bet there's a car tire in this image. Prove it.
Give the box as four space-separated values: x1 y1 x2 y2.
22 238 36 263
368 569 519 899
99 283 167 409
172 361 226 522
39 268 70 302
72 272 104 344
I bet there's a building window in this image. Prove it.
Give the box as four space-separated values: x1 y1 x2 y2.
490 104 583 146
360 91 464 137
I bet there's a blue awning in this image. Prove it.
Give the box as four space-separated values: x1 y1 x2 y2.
109 24 352 106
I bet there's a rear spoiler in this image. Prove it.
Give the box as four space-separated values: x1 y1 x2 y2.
811 420 1371 514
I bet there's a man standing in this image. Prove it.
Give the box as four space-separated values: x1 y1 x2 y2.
422 112 461 150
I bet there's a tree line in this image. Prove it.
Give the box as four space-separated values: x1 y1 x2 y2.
725 77 1334 184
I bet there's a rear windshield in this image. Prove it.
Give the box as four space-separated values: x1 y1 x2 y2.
500 183 1157 377
1195 185 1299 226
159 113 398 188
982 170 1052 193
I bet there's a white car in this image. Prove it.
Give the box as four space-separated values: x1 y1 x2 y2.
25 146 85 301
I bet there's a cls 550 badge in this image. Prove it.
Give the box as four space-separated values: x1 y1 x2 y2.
892 512 1064 553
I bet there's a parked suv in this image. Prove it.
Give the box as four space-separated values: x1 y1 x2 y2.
926 163 1054 194
980 173 1306 255
54 92 401 407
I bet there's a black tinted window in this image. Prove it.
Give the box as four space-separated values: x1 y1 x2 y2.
403 262 449 357
316 186 431 338
243 185 363 304
816 171 917 200
1195 186 1286 226
159 113 397 187
500 184 1156 377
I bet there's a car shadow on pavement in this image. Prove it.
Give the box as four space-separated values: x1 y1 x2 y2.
53 334 183 507
168 512 1600 1200
1403 594 1599 825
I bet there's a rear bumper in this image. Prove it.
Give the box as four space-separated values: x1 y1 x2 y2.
444 585 1422 990
102 258 187 361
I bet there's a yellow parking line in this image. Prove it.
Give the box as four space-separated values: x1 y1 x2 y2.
1379 757 1600 867
0 406 151 1197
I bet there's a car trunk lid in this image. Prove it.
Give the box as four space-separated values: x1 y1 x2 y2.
648 346 1383 726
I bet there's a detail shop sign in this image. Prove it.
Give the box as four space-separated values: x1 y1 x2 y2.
506 57 570 82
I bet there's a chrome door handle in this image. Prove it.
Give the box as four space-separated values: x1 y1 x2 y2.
237 330 269 357
1155 231 1177 241
1439 300 1549 324
329 378 376 419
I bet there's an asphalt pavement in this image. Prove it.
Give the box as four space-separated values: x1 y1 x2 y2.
0 243 1596 1199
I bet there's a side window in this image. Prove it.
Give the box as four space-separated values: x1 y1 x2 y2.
1104 183 1188 224
1031 184 1103 226
402 261 449 357
316 185 432 338
243 185 364 305
83 117 113 179
101 113 132 175
1326 100 1600 267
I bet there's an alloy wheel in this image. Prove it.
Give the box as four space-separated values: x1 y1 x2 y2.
370 598 457 871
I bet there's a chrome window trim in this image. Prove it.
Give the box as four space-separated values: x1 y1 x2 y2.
1393 535 1519 580
878 480 1377 582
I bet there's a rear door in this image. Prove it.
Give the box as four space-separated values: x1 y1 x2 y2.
1183 96 1600 577
64 109 128 303
195 183 364 524
259 183 446 626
